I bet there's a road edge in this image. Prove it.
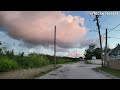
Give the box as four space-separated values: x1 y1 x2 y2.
92 68 120 79
32 65 62 79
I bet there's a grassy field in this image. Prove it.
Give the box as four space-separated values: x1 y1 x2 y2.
98 67 120 78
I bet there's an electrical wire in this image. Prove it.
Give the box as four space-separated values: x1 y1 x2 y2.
109 37 120 39
107 24 120 33
101 24 120 37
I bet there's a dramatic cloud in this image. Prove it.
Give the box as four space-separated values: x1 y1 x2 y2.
67 50 83 58
0 11 87 49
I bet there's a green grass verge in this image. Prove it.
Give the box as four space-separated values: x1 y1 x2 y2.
98 67 120 78
84 60 91 64
30 65 61 79
62 61 78 64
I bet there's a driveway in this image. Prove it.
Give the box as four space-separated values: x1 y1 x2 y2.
36 61 111 79
88 59 102 65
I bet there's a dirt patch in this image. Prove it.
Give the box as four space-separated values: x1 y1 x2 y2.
0 65 61 79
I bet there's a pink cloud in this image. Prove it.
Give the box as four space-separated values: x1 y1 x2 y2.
0 11 87 48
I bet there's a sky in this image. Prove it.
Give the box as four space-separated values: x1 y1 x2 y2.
0 11 120 58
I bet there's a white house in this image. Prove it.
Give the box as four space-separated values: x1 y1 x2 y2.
106 44 120 60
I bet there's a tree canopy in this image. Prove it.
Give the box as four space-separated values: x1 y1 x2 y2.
84 44 111 60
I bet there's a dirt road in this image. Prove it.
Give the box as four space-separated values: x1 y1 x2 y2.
37 61 111 79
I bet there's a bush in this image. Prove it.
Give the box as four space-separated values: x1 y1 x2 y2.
84 60 91 64
48 57 78 64
0 58 18 72
14 55 49 69
56 58 72 64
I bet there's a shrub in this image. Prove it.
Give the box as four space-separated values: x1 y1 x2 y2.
56 58 71 64
5 49 14 59
84 60 91 64
0 58 18 72
14 55 49 69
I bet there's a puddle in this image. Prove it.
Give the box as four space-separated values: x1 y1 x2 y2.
59 70 64 72
50 73 58 76
78 66 86 67
92 68 99 72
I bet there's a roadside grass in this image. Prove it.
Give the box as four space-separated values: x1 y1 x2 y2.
61 61 79 64
97 67 120 78
0 64 61 79
0 59 78 79
0 55 79 72
31 65 61 79
84 60 91 64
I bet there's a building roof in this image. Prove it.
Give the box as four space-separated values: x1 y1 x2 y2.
107 49 113 55
107 44 120 55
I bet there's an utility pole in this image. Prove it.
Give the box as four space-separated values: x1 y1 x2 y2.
76 50 77 58
94 15 103 67
105 28 108 67
54 26 56 67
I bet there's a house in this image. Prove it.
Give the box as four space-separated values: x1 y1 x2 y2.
105 44 120 70
106 44 120 61
92 56 96 60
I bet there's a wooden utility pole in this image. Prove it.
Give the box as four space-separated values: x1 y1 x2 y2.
94 15 103 67
54 26 56 67
105 28 108 67
76 50 77 58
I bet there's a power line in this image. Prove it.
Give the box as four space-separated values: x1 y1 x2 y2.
101 23 120 37
100 16 108 25
89 29 98 32
100 16 113 30
55 40 97 43
109 30 120 31
107 24 120 33
109 37 120 39
86 14 100 41
86 14 91 27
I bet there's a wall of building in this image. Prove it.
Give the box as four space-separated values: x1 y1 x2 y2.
109 60 120 70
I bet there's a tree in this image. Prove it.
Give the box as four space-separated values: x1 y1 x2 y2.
19 52 24 57
0 41 8 55
28 52 38 57
84 44 96 60
5 49 14 59
0 41 2 55
84 44 111 60
89 44 95 52
94 48 101 59
103 47 111 53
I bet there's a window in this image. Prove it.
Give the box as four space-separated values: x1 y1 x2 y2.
117 55 120 60
111 55 115 60
118 50 120 55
